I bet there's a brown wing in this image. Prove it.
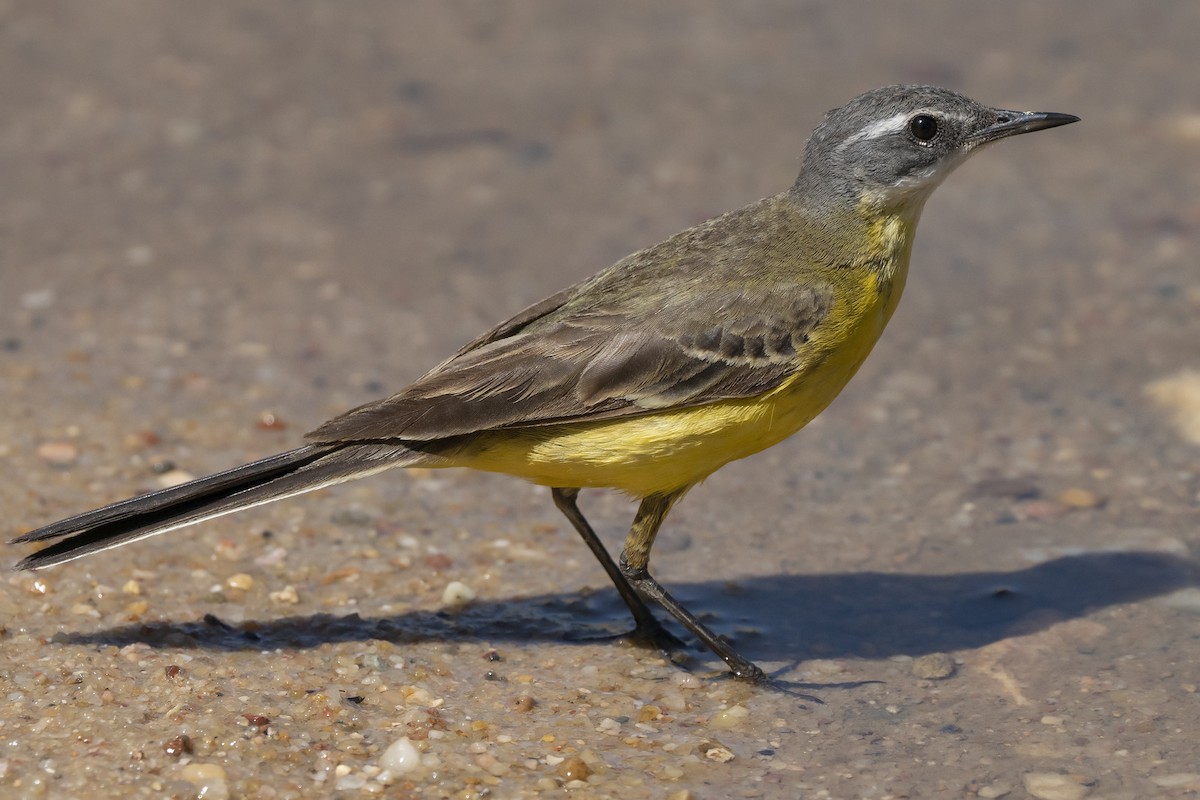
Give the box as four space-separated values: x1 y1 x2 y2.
306 283 832 442
307 194 834 444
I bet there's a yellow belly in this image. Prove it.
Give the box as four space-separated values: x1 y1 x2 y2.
444 261 906 498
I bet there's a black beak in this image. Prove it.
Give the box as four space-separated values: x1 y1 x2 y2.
971 109 1080 144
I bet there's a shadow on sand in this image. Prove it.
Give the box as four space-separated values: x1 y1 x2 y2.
61 550 1196 665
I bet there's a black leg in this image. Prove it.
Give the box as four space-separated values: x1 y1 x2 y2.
550 488 669 641
621 492 767 682
620 558 765 681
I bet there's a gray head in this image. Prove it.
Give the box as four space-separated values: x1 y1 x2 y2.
795 85 1078 210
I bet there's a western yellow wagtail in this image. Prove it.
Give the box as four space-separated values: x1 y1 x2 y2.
13 86 1077 682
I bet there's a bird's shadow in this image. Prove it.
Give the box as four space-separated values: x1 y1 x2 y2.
62 551 1196 664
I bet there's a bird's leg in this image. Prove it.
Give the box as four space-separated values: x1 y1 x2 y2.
550 488 678 647
620 492 767 682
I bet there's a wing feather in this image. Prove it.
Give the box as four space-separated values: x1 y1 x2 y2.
307 195 835 444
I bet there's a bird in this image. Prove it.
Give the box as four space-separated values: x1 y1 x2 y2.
12 85 1078 682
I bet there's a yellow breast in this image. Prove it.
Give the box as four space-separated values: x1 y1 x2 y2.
451 210 917 497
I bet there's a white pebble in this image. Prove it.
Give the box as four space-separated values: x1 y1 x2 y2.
379 736 422 775
225 573 256 591
596 717 621 735
441 580 476 607
269 585 300 604
1023 772 1091 800
178 763 229 800
709 704 750 729
335 773 367 791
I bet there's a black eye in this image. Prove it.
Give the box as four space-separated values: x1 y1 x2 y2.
909 114 939 142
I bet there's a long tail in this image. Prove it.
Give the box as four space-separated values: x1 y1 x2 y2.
11 443 422 570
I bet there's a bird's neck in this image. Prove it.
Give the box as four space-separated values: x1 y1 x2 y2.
784 183 927 282
856 195 925 284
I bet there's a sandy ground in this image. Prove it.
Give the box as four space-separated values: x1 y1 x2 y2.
2 2 1199 798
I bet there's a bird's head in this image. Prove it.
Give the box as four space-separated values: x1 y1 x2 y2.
797 85 1078 212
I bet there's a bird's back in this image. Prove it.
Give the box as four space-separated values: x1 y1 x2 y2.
407 192 921 496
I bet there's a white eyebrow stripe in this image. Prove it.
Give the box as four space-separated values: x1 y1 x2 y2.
840 111 914 148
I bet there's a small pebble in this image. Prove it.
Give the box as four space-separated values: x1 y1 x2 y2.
402 685 440 706
319 566 361 585
425 553 454 571
709 704 750 730
555 756 591 781
128 429 162 448
441 580 476 607
379 736 422 775
1057 488 1102 509
225 573 255 591
657 762 686 782
335 773 367 791
162 734 192 757
596 717 621 735
474 752 510 777
704 744 736 763
37 441 79 467
658 692 687 712
72 602 100 618
256 411 287 430
178 763 229 800
637 705 662 722
976 782 1013 799
122 579 142 595
911 652 956 680
243 713 270 729
512 695 535 713
1022 772 1092 800
269 585 300 605
254 546 289 567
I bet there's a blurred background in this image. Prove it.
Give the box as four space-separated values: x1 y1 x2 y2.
1 2 1198 798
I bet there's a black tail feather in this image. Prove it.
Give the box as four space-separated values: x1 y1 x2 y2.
12 443 420 570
